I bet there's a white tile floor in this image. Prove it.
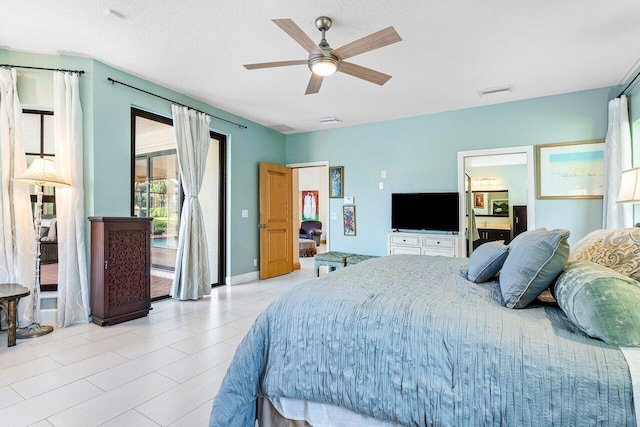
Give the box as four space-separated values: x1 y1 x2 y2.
0 256 319 427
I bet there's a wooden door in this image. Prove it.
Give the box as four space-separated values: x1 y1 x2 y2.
259 162 293 279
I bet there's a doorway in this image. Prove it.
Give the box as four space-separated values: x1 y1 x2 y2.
457 147 535 255
289 162 329 272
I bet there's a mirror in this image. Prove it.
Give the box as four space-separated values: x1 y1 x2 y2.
472 190 509 217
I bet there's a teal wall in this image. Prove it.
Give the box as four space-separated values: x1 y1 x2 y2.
286 88 615 254
1 49 286 278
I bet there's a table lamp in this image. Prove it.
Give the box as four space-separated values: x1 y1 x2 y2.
617 167 640 227
13 157 69 338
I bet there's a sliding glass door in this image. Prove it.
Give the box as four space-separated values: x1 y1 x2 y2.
134 151 181 270
132 108 226 300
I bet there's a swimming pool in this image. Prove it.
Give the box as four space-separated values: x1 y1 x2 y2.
151 236 179 249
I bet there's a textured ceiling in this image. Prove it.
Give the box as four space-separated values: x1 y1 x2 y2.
2 0 640 134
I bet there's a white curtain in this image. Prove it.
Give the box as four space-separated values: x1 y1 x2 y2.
0 68 35 326
603 95 633 229
53 71 90 326
170 104 211 300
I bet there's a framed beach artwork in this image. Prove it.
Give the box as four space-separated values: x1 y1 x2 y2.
329 166 344 198
537 140 605 199
343 205 356 236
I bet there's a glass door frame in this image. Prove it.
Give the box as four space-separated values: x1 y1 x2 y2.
130 107 227 290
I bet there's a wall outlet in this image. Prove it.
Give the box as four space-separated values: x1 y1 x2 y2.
379 182 384 189
241 209 249 218
381 170 387 178
253 259 257 267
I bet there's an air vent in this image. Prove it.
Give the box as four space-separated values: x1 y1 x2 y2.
478 85 512 96
319 117 341 124
269 124 295 133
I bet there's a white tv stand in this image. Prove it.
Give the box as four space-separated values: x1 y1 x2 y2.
387 231 464 258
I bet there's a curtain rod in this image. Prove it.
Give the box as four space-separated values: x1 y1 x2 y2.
0 64 85 75
107 77 248 129
618 70 640 97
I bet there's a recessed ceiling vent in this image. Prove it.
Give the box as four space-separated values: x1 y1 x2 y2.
269 124 295 133
478 85 512 96
319 117 341 124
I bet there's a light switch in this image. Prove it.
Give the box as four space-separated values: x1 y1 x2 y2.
379 182 384 189
241 209 249 218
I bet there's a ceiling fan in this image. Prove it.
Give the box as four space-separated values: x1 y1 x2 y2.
244 16 402 95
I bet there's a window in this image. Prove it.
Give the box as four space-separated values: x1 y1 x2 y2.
23 109 56 216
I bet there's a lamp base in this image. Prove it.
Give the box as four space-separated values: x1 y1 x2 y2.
16 322 54 339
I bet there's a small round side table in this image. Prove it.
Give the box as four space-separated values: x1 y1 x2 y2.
0 284 30 347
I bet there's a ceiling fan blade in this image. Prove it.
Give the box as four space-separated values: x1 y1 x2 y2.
332 27 402 60
244 60 307 70
272 19 321 54
339 61 392 86
305 74 324 95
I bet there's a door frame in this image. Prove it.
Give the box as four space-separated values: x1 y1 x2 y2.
130 107 227 291
457 146 535 254
287 161 331 252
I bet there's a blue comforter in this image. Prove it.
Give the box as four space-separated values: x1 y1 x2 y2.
210 255 635 426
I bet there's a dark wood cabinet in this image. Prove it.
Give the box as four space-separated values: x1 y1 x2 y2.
473 228 511 249
89 217 153 326
513 205 528 238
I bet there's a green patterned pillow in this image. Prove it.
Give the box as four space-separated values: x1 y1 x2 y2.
554 260 640 346
569 228 640 282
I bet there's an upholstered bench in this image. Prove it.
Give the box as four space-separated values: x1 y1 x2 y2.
346 254 379 266
314 251 353 277
299 239 317 257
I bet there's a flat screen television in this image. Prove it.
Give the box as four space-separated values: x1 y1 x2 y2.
391 192 459 232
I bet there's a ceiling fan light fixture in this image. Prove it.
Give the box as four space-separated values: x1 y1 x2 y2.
309 55 340 76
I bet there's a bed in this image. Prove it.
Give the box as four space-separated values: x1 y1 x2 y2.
210 228 640 426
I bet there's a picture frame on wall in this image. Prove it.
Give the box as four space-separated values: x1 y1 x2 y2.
491 199 509 216
343 205 356 236
473 192 488 215
537 139 605 199
329 166 344 198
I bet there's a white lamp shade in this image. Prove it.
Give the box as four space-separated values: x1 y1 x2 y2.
617 167 640 203
14 157 69 187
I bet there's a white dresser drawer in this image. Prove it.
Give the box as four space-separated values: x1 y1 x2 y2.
390 246 422 255
389 235 421 246
422 247 455 257
421 237 455 248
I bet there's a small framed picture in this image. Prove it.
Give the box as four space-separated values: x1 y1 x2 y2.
329 166 344 198
473 192 488 215
491 199 509 216
343 205 356 236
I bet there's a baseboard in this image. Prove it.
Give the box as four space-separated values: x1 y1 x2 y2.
226 271 260 286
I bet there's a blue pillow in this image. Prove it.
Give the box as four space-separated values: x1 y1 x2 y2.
499 228 570 309
555 261 640 346
467 241 509 283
